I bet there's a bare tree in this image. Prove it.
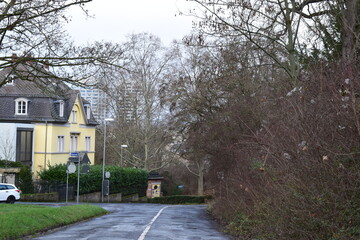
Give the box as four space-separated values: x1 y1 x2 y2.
0 0 123 87
101 33 173 172
0 130 15 161
162 37 232 195
186 0 360 83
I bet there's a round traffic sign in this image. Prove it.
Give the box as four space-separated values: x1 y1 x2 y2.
67 163 76 173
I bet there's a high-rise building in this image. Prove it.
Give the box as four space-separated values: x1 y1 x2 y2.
73 81 141 123
72 87 112 122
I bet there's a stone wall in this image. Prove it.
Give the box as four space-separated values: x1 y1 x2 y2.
21 192 59 202
21 191 139 203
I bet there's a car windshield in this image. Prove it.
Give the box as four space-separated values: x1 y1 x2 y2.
6 185 15 189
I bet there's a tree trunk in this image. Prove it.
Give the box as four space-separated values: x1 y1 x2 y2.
197 160 204 195
342 0 358 62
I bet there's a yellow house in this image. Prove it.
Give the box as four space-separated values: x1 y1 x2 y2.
0 59 97 179
33 94 97 175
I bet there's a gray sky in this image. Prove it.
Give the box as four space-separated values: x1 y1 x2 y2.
66 0 196 46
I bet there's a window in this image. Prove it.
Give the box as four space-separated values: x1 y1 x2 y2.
57 136 64 152
15 98 29 115
84 105 91 120
71 110 77 123
85 136 91 152
5 74 15 85
59 101 64 117
16 128 33 166
70 135 78 153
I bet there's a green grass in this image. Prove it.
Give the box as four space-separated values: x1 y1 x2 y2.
0 204 108 239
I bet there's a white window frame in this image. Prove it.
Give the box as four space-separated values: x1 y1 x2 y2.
70 135 78 153
71 110 77 123
85 136 91 152
57 136 64 152
5 74 15 85
15 98 29 115
59 100 64 117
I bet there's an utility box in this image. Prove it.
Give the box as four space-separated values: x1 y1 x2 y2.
103 180 110 196
147 172 164 198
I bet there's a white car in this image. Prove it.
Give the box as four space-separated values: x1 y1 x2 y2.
0 183 21 203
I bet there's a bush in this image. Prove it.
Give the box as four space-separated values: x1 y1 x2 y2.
0 160 23 168
18 166 34 194
38 164 148 195
147 195 212 204
201 62 360 239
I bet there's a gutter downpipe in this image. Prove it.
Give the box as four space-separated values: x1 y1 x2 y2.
44 120 48 170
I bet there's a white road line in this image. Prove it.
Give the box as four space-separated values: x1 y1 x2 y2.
138 206 169 240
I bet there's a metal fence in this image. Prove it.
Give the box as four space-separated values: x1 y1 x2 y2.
33 181 75 201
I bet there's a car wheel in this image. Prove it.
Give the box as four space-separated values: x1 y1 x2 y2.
6 196 15 204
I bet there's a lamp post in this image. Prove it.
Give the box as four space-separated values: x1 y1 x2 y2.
102 118 114 202
120 144 128 167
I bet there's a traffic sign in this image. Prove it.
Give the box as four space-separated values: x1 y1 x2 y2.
68 157 80 163
67 163 76 173
82 165 90 173
80 152 91 164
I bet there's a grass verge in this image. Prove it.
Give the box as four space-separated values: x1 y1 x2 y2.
0 204 108 240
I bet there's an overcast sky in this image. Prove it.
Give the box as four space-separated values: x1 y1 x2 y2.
65 0 197 46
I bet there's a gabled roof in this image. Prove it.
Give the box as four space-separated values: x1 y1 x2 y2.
0 62 97 125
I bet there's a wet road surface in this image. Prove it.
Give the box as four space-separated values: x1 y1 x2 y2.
31 203 230 240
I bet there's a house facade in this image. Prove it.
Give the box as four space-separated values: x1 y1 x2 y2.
0 62 97 180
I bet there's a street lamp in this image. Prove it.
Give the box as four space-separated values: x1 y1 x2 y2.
120 144 128 167
102 118 114 202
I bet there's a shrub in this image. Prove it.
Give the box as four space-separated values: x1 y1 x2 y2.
18 166 34 194
0 160 23 168
38 164 148 195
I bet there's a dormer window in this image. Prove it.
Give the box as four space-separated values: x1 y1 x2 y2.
59 100 64 117
84 104 91 120
15 98 29 115
5 74 15 85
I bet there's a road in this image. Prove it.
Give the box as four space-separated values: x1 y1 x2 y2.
32 203 230 240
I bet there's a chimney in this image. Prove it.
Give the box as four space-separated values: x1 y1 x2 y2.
44 60 49 71
11 53 18 62
25 53 33 65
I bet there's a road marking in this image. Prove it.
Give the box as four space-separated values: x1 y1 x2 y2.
138 206 169 240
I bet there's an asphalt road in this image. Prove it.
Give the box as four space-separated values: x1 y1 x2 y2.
31 203 230 240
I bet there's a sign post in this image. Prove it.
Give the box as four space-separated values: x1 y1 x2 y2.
77 158 80 204
67 152 91 204
66 163 76 203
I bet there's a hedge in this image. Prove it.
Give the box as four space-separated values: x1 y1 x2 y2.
147 195 213 204
38 164 148 195
0 160 23 168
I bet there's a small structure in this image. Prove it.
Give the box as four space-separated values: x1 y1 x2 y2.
146 172 163 198
0 167 21 184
